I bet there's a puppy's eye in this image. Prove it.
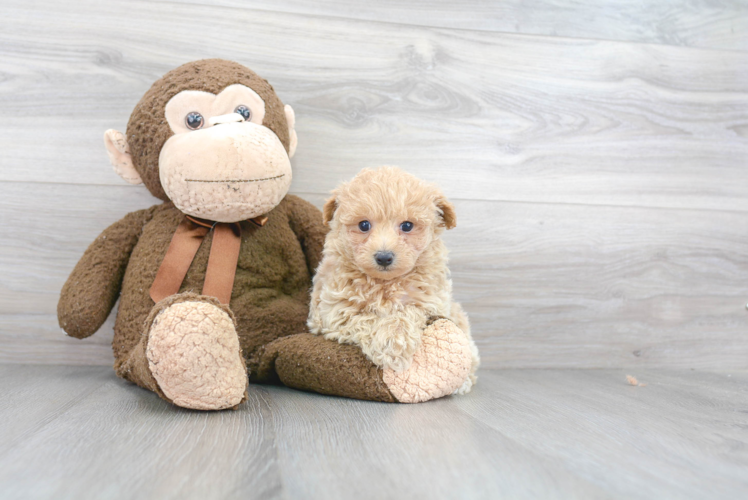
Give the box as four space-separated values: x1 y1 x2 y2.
185 112 204 130
234 105 251 121
400 221 414 232
358 220 371 232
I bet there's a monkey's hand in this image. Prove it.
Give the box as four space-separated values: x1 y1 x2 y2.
382 318 474 403
58 206 156 339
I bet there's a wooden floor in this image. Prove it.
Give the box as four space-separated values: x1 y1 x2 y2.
0 364 746 499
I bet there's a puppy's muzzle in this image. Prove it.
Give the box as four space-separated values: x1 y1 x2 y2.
375 251 395 268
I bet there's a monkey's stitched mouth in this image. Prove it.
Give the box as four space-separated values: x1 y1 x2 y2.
184 174 286 183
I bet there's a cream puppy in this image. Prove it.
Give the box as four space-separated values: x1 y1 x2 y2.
308 166 479 393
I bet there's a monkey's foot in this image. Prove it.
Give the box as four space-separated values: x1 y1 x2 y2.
382 319 473 403
145 295 248 410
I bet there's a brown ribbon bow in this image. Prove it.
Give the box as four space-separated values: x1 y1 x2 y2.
149 214 268 305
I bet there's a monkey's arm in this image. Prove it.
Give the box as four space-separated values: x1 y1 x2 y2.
285 194 328 277
58 207 157 339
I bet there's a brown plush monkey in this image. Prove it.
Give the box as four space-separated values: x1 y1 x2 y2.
58 60 469 410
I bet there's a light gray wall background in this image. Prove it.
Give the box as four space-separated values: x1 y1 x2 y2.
1 0 746 370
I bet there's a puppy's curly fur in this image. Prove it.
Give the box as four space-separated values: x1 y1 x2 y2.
308 167 479 394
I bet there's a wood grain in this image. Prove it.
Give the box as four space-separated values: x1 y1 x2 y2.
163 0 748 51
0 366 284 499
1 182 746 369
1 365 746 499
0 364 110 451
266 382 609 499
449 198 748 370
0 0 746 212
454 369 748 499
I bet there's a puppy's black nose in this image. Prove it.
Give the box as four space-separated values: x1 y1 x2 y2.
375 251 394 267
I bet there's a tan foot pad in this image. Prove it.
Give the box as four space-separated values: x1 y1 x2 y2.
382 319 472 403
147 301 247 410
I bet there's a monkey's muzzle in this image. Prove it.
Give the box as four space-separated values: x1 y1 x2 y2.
159 122 293 222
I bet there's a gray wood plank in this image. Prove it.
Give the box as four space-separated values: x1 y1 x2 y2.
2 182 746 369
0 313 115 366
449 199 748 370
265 383 610 499
0 364 111 449
1 365 746 499
0 368 284 500
164 0 748 51
454 369 748 499
0 0 746 212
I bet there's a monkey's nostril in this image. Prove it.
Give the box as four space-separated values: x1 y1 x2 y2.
375 251 394 267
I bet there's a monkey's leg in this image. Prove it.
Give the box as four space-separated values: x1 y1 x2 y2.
252 333 397 402
381 318 473 402
254 318 472 403
119 293 248 410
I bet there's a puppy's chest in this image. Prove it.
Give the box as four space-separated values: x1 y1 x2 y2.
357 282 448 315
397 286 421 306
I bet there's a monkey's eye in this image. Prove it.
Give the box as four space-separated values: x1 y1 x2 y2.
185 112 204 130
358 221 371 232
400 221 414 232
234 105 252 121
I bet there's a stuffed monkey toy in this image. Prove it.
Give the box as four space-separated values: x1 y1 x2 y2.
58 59 472 410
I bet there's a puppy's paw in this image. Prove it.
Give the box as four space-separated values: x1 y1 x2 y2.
454 373 478 395
361 315 422 372
377 349 414 373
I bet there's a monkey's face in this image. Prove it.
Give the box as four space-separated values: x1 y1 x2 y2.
104 60 299 223
159 84 292 222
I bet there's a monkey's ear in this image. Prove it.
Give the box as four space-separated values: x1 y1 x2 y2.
436 195 457 230
284 105 298 158
104 129 142 185
322 195 337 226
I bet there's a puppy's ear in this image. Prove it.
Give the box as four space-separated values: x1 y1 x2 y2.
436 195 457 230
322 195 338 226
